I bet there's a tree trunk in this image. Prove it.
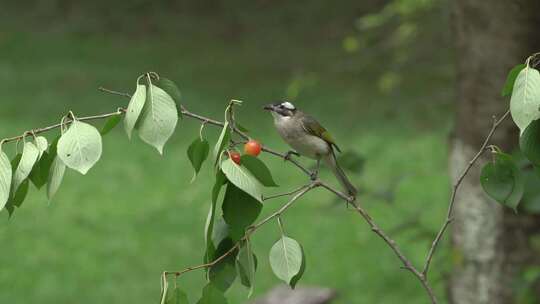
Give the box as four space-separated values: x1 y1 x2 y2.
450 1 540 303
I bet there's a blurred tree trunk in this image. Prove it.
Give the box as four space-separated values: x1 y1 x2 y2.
450 1 540 303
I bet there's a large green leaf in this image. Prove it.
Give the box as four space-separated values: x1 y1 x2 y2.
240 155 278 187
0 147 12 211
236 241 257 297
520 119 540 165
197 283 228 304
213 122 230 166
101 115 122 136
502 64 526 97
269 236 304 287
510 67 540 133
221 158 263 202
12 141 40 193
137 83 179 154
208 230 237 292
124 84 147 139
5 154 21 216
47 156 66 201
205 171 227 264
187 138 210 182
156 78 182 118
11 179 29 208
480 152 524 211
289 245 306 289
222 183 262 240
58 120 102 175
29 151 53 189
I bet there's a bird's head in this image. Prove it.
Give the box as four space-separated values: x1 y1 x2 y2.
263 101 297 118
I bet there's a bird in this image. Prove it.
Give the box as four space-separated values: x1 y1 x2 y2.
263 101 357 197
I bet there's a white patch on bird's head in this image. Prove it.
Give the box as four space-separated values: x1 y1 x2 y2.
281 101 296 110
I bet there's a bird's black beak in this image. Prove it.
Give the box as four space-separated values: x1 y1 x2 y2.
263 104 274 111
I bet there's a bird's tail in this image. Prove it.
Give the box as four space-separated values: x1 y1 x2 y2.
323 152 357 197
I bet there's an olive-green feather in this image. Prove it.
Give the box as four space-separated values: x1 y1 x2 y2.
300 114 342 152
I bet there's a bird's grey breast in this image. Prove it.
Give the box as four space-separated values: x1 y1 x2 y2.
273 115 330 159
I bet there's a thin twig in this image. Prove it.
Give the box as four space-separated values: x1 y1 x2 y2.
1 109 125 144
165 182 318 277
421 109 511 278
262 184 309 201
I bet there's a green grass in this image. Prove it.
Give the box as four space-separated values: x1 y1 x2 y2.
0 30 453 304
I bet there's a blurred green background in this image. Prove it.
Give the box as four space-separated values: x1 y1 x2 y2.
0 1 454 303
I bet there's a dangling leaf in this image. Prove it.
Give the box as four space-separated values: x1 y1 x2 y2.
221 158 263 202
269 236 304 288
480 152 524 211
205 171 227 263
58 120 102 175
124 84 147 139
156 77 182 119
236 241 257 297
29 151 53 189
208 229 237 292
5 154 21 216
187 138 210 182
520 119 540 165
222 183 262 240
213 122 230 166
502 64 526 97
197 283 228 304
240 155 278 187
137 84 179 154
289 246 306 289
510 66 540 133
11 179 29 208
47 156 66 201
0 147 12 211
101 115 122 135
12 141 40 193
34 136 48 157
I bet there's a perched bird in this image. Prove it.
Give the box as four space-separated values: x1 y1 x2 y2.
264 101 357 197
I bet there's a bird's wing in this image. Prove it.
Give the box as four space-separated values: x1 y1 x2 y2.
300 114 342 153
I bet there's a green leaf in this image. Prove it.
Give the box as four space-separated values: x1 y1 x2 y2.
34 136 48 157
29 151 53 189
520 167 540 213
236 241 257 297
222 183 262 240
269 236 304 287
510 66 540 133
289 245 306 289
47 156 66 201
101 115 122 135
156 78 182 118
58 120 102 175
11 179 29 208
240 155 278 187
137 83 179 154
12 141 40 193
165 287 189 304
480 152 524 211
502 64 526 97
213 122 230 166
205 171 228 264
124 84 147 139
208 232 237 292
5 154 21 216
0 147 12 211
520 119 540 165
187 138 210 182
197 283 228 304
221 158 263 202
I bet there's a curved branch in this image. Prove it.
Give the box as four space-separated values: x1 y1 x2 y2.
421 109 511 277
